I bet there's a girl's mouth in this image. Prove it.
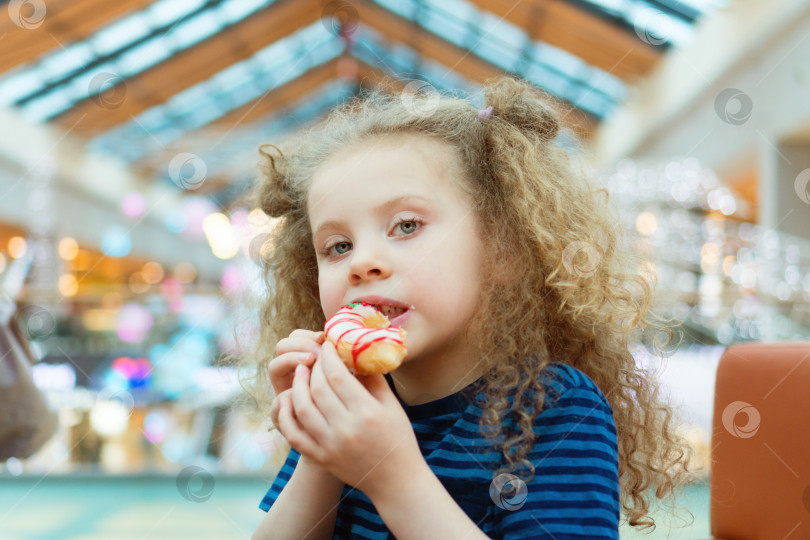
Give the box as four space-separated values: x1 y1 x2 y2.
375 305 410 328
388 309 410 328
377 305 407 318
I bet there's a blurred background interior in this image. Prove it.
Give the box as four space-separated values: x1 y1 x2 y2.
0 0 809 538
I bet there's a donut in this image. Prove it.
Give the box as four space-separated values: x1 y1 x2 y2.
324 302 407 374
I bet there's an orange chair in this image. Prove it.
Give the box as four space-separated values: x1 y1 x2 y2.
709 341 810 539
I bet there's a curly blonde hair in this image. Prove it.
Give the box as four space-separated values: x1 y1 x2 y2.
241 76 700 531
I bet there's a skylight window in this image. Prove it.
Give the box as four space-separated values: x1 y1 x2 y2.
91 13 152 56
148 0 207 27
0 68 42 104
171 11 223 49
38 43 94 83
117 40 172 76
420 7 468 47
0 0 277 122
477 11 527 51
91 21 341 163
373 0 417 20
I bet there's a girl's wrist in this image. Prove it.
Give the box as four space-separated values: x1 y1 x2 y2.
298 454 343 486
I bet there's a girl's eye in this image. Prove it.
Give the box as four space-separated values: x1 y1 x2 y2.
394 217 423 236
320 217 423 258
322 241 351 257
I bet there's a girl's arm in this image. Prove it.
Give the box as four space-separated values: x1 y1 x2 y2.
251 455 345 540
367 460 489 540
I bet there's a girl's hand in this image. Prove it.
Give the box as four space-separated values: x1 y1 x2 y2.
268 329 325 398
276 340 423 498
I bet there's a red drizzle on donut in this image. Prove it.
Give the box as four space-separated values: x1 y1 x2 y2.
324 303 405 371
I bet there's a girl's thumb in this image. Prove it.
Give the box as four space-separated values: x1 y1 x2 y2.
360 372 395 402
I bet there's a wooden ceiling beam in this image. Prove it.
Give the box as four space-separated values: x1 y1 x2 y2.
208 57 343 130
466 0 661 81
0 0 156 74
350 0 502 84
131 56 405 175
54 0 323 136
206 56 406 129
348 0 596 137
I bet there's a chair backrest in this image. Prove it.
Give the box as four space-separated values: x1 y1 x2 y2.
710 341 810 539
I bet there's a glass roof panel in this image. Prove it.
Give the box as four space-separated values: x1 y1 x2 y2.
531 42 585 80
419 6 469 48
91 21 339 162
0 0 722 154
37 43 95 84
423 0 478 24
91 12 152 56
576 0 720 46
354 25 475 92
476 10 529 50
22 90 73 121
373 0 417 20
170 10 223 49
367 0 622 118
219 0 268 23
573 86 612 117
674 0 728 13
585 67 626 101
148 0 207 26
525 63 574 101
0 0 277 123
117 39 173 76
0 68 41 103
210 63 254 95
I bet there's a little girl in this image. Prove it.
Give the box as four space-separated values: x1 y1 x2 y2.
245 77 697 539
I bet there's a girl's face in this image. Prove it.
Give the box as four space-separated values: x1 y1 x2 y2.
308 135 485 368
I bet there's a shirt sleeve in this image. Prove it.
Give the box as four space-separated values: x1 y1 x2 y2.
492 384 620 539
259 447 301 512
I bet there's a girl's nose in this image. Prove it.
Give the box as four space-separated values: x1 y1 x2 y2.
348 250 391 284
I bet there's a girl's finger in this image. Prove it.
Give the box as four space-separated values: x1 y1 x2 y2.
268 351 318 378
268 352 319 397
274 336 324 357
277 395 319 457
290 364 331 440
269 388 292 428
319 341 374 411
310 356 349 418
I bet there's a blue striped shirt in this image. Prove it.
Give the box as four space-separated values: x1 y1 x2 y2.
259 362 620 539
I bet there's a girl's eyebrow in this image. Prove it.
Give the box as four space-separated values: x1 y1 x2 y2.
312 194 433 238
